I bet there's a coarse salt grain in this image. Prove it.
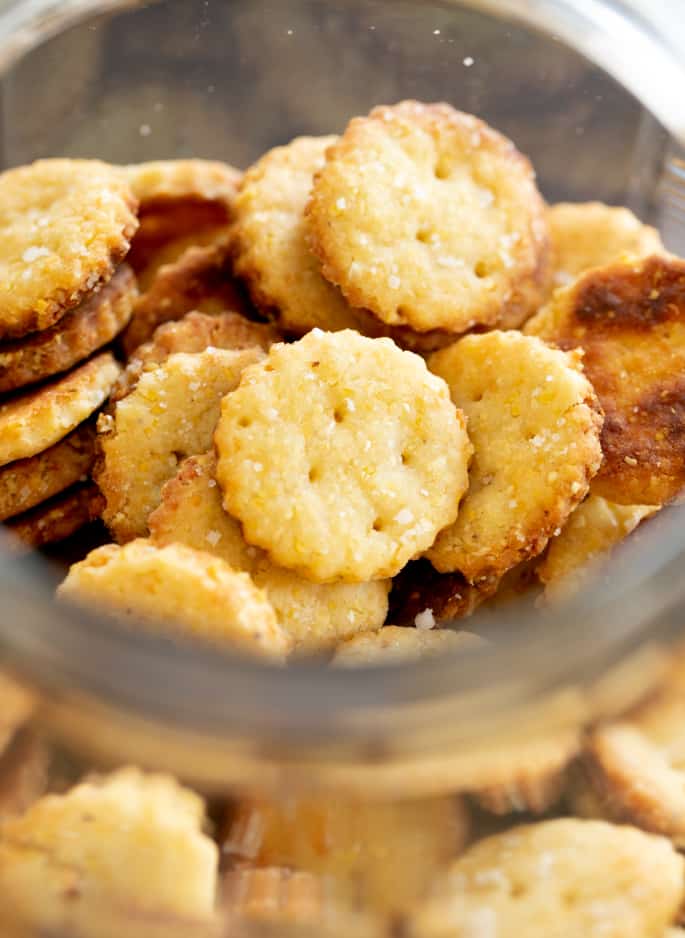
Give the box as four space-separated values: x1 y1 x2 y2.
206 530 222 547
463 56 475 67
22 246 50 263
395 508 414 525
415 608 436 630
336 197 347 211
388 275 402 290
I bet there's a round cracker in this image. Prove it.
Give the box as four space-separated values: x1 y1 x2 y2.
58 539 290 660
0 420 96 522
332 626 484 667
0 159 137 340
148 453 389 653
413 818 684 938
307 101 549 334
526 255 685 505
427 331 603 583
538 493 658 603
0 264 136 394
5 483 104 551
112 310 280 403
120 240 251 357
231 136 361 335
125 159 241 208
0 352 120 468
215 330 472 583
97 346 264 544
548 201 664 289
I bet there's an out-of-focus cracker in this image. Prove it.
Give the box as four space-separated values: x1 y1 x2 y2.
388 559 497 627
231 136 361 335
538 493 658 602
332 626 484 667
97 346 263 543
58 540 291 660
215 330 472 583
0 352 120 467
526 255 685 505
113 310 279 402
549 202 664 289
121 241 251 357
5 482 104 550
0 159 137 340
0 264 136 394
427 331 603 583
0 767 219 931
307 101 549 334
149 453 389 652
223 868 323 927
0 420 96 521
412 818 684 938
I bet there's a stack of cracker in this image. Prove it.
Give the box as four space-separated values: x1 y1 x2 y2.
0 159 137 550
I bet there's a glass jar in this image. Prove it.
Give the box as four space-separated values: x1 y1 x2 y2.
0 1 684 936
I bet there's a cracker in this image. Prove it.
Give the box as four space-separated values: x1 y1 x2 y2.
223 868 323 927
0 352 120 467
134 224 233 292
0 263 136 394
0 420 96 522
148 453 389 653
120 240 251 357
413 818 684 938
549 202 664 289
0 767 218 930
0 159 137 340
388 559 497 627
427 331 603 583
332 626 484 667
125 158 241 208
224 794 469 914
231 136 361 335
97 346 263 543
58 539 291 660
5 482 104 550
538 492 658 602
526 255 685 504
307 101 549 334
215 329 472 583
113 310 279 403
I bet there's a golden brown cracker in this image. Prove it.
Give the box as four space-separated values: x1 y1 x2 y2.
0 159 137 340
0 264 136 394
58 539 291 660
526 255 685 505
149 453 389 653
0 420 96 522
332 626 485 667
0 352 120 467
112 310 279 403
231 135 361 334
413 818 684 938
427 331 603 583
223 868 323 927
125 159 241 208
5 482 104 550
388 559 497 627
98 346 263 543
307 101 549 334
215 330 472 583
548 201 665 289
120 240 251 357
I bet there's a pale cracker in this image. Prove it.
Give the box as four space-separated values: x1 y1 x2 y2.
112 310 279 402
427 331 603 583
548 201 664 289
526 255 685 505
538 492 658 602
0 352 120 467
307 101 550 333
58 540 291 660
332 626 485 667
148 453 389 653
124 159 241 207
0 159 137 340
5 482 104 551
0 263 136 394
97 346 263 543
0 420 96 522
231 135 361 334
412 818 684 938
215 329 472 583
0 767 218 931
